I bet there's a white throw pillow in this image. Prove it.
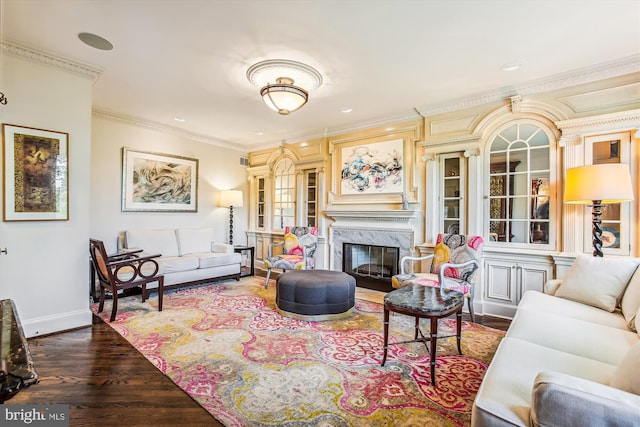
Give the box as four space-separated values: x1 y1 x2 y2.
555 255 639 312
126 229 179 257
621 267 640 331
177 227 214 255
610 341 640 395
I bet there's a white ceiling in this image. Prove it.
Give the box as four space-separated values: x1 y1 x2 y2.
2 0 639 151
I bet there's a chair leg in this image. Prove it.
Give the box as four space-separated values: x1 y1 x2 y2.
467 295 475 323
98 286 105 314
157 278 164 312
141 285 147 302
264 269 271 288
109 291 119 322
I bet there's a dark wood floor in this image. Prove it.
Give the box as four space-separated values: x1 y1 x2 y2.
9 281 510 426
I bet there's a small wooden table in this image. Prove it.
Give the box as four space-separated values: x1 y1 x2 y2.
381 285 464 386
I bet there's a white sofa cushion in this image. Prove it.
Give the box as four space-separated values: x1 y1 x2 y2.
471 337 616 427
518 291 630 330
176 227 214 256
507 308 637 366
155 256 200 274
183 252 241 269
126 229 179 257
610 341 640 395
555 255 639 312
621 267 640 331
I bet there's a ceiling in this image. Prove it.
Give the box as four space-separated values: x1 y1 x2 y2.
2 0 639 151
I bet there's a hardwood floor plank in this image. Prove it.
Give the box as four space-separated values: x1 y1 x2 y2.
9 315 222 426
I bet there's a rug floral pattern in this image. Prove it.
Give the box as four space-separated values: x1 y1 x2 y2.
92 277 504 427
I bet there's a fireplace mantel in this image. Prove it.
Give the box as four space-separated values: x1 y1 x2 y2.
324 209 421 224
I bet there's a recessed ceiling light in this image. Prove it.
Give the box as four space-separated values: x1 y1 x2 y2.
78 32 113 51
341 108 353 113
255 131 264 136
501 61 523 72
173 117 185 122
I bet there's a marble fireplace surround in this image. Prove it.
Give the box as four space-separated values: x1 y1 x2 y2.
324 210 422 273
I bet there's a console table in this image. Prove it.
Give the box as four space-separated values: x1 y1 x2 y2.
0 299 38 403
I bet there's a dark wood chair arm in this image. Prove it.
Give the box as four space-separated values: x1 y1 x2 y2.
109 254 162 284
107 253 161 267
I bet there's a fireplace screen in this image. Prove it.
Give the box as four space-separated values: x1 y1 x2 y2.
343 243 399 281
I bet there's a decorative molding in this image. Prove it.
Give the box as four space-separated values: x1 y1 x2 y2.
422 153 437 162
1 40 102 82
555 109 640 133
510 95 523 113
324 209 420 224
464 148 481 158
92 107 247 152
415 55 640 117
558 135 583 148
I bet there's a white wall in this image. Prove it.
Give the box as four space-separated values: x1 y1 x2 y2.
0 52 93 337
90 116 249 252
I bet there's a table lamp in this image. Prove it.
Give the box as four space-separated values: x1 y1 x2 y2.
220 190 243 245
564 164 634 256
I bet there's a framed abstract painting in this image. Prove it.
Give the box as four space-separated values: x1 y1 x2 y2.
2 124 69 221
121 148 198 212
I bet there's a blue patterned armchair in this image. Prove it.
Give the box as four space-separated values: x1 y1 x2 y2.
391 233 484 321
264 226 318 288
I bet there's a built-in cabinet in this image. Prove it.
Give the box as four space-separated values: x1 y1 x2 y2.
483 253 554 318
422 101 639 319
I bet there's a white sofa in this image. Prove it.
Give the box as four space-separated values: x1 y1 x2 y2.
472 255 640 427
121 227 242 288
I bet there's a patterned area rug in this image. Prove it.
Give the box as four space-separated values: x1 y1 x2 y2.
92 277 504 427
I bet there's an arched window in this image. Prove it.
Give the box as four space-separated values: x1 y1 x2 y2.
273 158 295 229
488 122 553 246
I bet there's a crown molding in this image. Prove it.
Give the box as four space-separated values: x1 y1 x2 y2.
555 109 640 133
92 107 248 153
1 40 102 82
415 55 640 117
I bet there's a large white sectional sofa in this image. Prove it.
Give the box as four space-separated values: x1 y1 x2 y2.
472 255 640 427
121 227 242 288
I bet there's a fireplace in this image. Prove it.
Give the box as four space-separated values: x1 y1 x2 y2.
343 243 399 292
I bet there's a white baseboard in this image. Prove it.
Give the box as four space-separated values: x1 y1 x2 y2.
22 309 93 338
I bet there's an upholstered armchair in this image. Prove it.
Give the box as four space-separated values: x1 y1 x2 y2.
391 233 484 321
264 226 318 287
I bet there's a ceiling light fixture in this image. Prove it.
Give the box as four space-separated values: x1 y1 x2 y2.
260 77 308 115
247 59 322 115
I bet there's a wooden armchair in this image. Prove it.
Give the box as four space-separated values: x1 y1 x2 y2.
89 238 164 322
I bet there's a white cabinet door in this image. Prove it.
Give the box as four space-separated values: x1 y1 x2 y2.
483 256 554 318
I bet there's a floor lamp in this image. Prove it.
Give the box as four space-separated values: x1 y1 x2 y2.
564 164 634 257
220 190 243 246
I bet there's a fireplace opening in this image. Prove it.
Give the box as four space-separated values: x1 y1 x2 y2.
342 243 399 293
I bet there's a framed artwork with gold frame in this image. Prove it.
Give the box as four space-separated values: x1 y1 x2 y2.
2 124 69 221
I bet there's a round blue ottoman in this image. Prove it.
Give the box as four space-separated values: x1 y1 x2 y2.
275 270 356 321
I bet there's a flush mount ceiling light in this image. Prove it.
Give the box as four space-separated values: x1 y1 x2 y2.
247 59 322 115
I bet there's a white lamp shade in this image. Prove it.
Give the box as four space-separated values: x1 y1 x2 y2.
564 164 634 204
219 190 243 208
